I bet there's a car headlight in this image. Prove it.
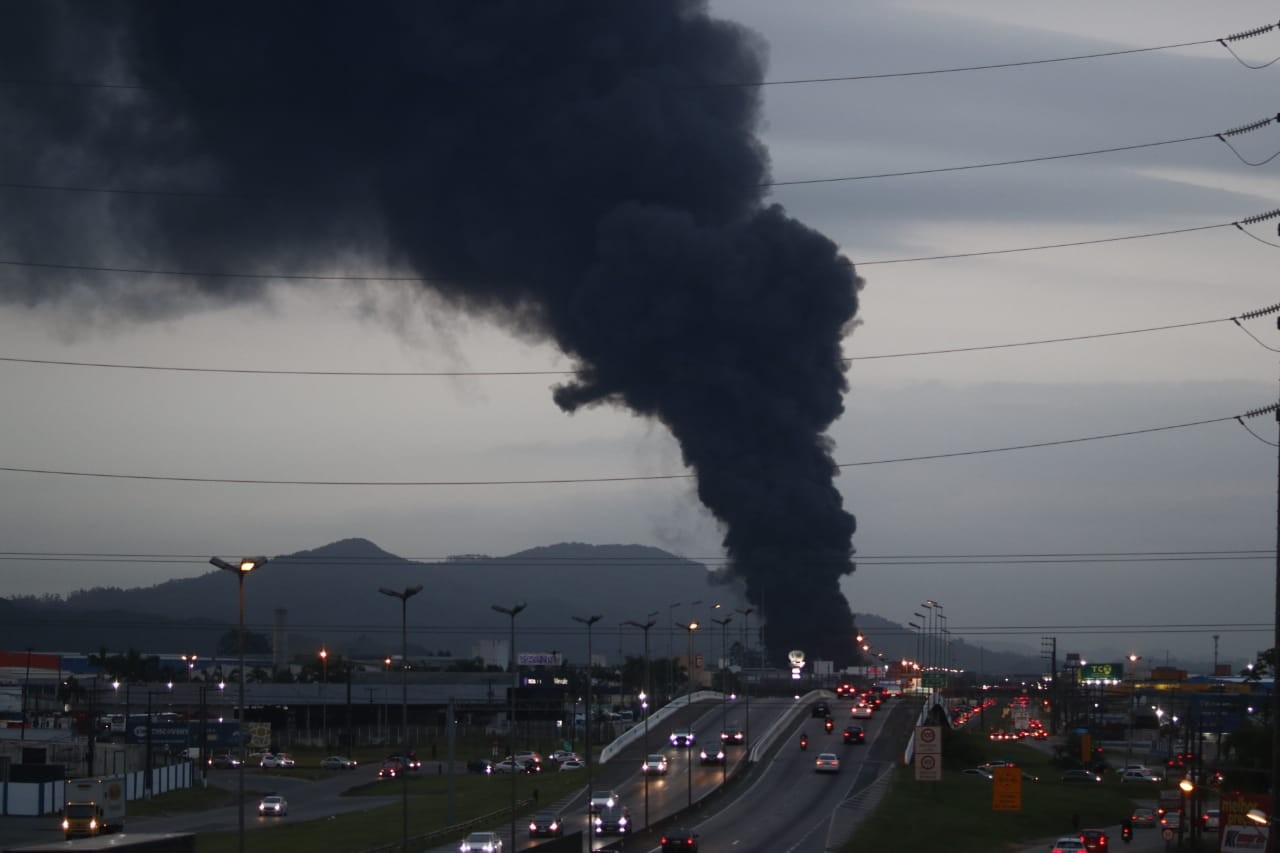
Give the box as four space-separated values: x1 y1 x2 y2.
550 822 558 831
619 817 628 826
62 819 70 830
594 818 603 827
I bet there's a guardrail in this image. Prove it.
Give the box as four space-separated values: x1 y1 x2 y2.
598 691 723 764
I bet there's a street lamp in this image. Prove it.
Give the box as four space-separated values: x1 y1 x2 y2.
210 554 267 853
379 584 423 853
318 647 328 748
144 682 173 799
573 613 602 841
676 620 699 808
492 602 526 853
623 616 657 830
735 607 755 750
711 616 732 785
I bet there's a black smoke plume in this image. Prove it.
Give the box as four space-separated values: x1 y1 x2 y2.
1 1 863 664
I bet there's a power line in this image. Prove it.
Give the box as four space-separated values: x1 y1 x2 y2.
0 548 1268 563
3 307 1270 376
4 22 1273 94
0 402 1273 486
7 114 1273 200
2 210 1275 279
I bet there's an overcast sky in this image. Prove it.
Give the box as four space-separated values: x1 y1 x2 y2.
1 1 1277 668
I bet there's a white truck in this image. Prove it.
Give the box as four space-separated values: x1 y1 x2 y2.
61 776 126 838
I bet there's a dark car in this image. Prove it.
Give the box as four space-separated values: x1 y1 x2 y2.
1079 829 1109 852
594 804 631 836
466 758 494 775
1060 769 1103 783
843 725 865 745
661 828 700 851
378 759 405 779
812 700 831 718
721 726 746 746
668 729 696 747
699 746 726 765
210 753 240 769
528 811 564 838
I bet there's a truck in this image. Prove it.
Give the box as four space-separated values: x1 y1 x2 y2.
61 777 126 839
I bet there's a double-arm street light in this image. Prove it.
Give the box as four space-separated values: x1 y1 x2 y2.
573 614 602 840
623 615 657 830
675 620 699 808
379 584 423 853
210 555 267 853
735 607 754 748
492 603 526 853
144 682 173 799
711 616 733 784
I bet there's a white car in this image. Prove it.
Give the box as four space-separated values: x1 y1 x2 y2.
259 753 295 768
1120 769 1160 783
257 794 288 816
590 790 619 813
459 831 503 853
851 704 873 719
320 755 357 770
558 759 585 771
642 754 668 775
814 753 841 773
1051 839 1087 853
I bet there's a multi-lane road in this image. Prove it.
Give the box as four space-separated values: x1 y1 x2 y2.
0 693 914 852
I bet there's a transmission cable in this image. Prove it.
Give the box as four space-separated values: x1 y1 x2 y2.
0 402 1273 486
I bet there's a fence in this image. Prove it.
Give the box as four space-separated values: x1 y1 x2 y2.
1 762 192 816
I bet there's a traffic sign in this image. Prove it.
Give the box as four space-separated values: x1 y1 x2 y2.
916 725 942 755
992 767 1022 811
922 673 947 688
914 752 941 781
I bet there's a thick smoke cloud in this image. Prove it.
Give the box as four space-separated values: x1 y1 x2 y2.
1 1 863 664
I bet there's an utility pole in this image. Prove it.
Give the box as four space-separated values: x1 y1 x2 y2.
1041 637 1058 735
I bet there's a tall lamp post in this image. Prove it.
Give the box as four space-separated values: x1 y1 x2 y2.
318 647 328 748
492 602 526 853
379 584 423 853
676 620 699 808
112 679 131 775
144 682 173 799
735 607 754 750
623 616 657 830
210 555 267 853
711 616 732 784
573 613 602 842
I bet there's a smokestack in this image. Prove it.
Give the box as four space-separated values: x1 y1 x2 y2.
2 1 863 664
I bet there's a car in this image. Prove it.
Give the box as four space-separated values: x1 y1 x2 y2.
963 768 994 780
512 750 541 767
1131 807 1156 828
812 700 831 718
834 682 856 698
699 746 726 765
558 758 585 771
549 750 578 764
459 831 503 853
843 725 865 744
388 754 422 771
257 794 287 817
1202 809 1220 831
851 703 873 719
528 811 564 838
210 753 240 769
669 729 696 747
1060 769 1103 783
721 726 746 746
466 758 494 774
378 759 405 778
661 828 700 851
1160 812 1182 831
1051 839 1087 853
259 753 289 768
492 759 536 774
1079 829 1109 852
642 754 669 775
594 804 631 835
814 753 841 773
320 755 357 770
1022 771 1040 782
1120 769 1160 783
590 790 619 813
